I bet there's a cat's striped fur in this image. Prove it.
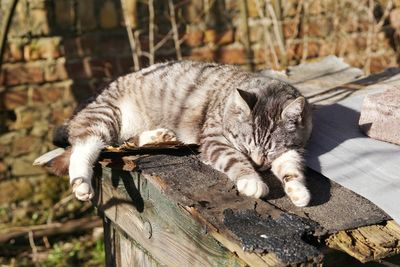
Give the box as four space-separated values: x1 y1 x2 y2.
35 61 313 206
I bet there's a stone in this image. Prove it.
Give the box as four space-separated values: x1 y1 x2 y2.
12 135 42 157
8 0 29 37
29 8 50 36
359 87 400 145
31 83 66 104
24 38 62 61
218 45 247 64
187 47 216 61
0 178 34 204
184 31 204 47
2 62 44 86
3 41 24 62
203 29 217 44
11 106 44 130
43 58 68 81
3 87 28 109
11 156 47 176
390 8 400 29
217 29 235 45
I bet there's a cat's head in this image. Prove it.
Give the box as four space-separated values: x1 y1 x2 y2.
223 81 312 170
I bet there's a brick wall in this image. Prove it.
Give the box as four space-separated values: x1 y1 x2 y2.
0 0 399 211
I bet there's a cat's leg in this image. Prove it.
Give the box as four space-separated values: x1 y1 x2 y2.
68 105 120 201
138 128 177 146
201 139 269 198
271 150 310 207
69 136 105 201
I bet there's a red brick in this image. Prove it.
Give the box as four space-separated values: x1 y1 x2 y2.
51 107 74 124
3 89 28 109
36 38 63 59
12 135 41 156
31 85 66 104
66 59 91 79
3 42 24 62
204 29 218 44
184 31 204 47
29 8 50 36
218 46 247 64
283 20 298 39
247 0 261 17
89 58 117 78
44 59 69 82
217 29 235 45
2 63 44 85
187 48 217 61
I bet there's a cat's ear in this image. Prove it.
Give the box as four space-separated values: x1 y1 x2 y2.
236 89 257 111
281 96 305 120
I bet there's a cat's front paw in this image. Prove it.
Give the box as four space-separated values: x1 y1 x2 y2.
285 180 310 207
71 178 94 201
236 175 269 198
139 128 177 146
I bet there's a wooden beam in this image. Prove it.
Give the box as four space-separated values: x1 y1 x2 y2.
326 221 400 262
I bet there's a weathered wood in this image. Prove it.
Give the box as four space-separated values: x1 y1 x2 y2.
96 168 249 267
326 221 400 263
119 231 159 267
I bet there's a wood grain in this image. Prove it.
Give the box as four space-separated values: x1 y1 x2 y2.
326 221 400 262
96 169 248 267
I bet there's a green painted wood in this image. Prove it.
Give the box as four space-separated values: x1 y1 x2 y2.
95 168 247 267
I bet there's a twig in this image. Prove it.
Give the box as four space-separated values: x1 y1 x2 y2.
168 0 182 60
46 194 75 224
153 29 174 51
255 0 279 68
239 0 254 70
0 216 102 244
0 0 18 70
365 0 375 74
301 0 309 62
121 0 140 71
148 0 155 65
266 0 287 67
28 231 38 262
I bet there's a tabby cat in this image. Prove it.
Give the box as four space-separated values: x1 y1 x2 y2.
34 61 313 207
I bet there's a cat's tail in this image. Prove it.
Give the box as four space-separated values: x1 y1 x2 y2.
33 147 71 176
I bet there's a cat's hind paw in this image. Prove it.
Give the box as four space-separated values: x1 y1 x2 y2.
71 178 94 201
236 175 269 198
138 128 177 146
285 180 310 207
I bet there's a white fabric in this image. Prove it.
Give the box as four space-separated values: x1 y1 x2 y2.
306 87 400 223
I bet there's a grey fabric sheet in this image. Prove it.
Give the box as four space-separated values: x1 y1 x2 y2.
305 87 400 223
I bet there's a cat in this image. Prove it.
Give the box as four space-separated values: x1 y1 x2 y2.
34 61 313 207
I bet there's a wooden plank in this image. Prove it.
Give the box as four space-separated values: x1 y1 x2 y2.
119 230 159 267
326 221 400 263
96 168 249 267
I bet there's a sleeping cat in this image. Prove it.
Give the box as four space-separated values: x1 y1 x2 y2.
34 61 313 207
